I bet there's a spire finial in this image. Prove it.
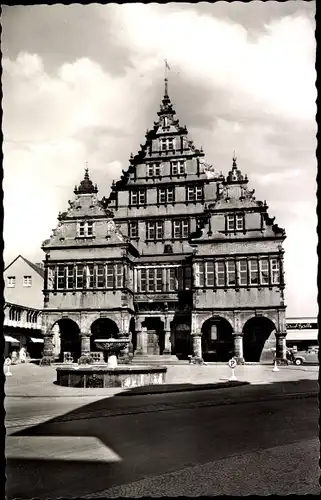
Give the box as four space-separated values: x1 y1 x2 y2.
232 152 237 168
164 59 170 97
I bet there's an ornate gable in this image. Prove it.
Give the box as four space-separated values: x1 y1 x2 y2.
42 169 117 249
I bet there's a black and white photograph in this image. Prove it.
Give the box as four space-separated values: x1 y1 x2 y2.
2 1 318 498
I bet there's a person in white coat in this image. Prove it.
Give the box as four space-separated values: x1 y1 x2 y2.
19 347 27 363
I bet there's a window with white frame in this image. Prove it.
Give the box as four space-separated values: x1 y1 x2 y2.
130 189 146 206
57 266 65 289
187 185 203 202
159 187 175 204
226 261 236 286
96 264 105 288
155 268 163 291
66 265 74 289
128 221 139 238
216 261 225 286
147 220 164 240
160 137 174 151
227 213 245 231
260 259 270 285
76 265 85 289
47 267 55 290
106 264 114 289
168 268 177 291
147 163 161 177
205 262 215 287
173 219 189 238
236 214 245 230
237 260 248 286
195 262 205 287
270 259 280 284
171 160 185 175
86 264 94 288
115 263 123 288
77 221 95 237
23 275 32 287
249 259 259 285
7 276 15 288
139 268 147 291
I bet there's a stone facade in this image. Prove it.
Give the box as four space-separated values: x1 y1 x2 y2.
41 79 287 364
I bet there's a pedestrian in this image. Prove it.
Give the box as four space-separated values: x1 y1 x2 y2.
11 350 17 364
4 357 12 376
19 347 27 363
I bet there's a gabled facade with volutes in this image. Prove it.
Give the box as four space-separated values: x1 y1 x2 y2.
40 79 287 364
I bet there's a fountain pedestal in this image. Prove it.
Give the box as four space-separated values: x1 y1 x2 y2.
55 337 167 388
107 354 117 368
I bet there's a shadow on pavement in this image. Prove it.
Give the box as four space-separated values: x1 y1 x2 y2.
6 378 319 499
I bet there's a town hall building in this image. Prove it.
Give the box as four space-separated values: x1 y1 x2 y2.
40 79 287 365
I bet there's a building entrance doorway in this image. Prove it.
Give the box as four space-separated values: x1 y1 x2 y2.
242 317 276 362
143 317 165 355
57 318 81 363
201 317 233 362
172 321 191 359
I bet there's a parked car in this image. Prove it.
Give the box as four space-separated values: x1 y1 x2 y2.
292 347 319 366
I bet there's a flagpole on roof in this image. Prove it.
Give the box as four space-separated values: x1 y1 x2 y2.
164 59 170 96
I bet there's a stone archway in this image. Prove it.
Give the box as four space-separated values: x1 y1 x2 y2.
201 317 234 362
242 316 276 362
172 320 192 360
56 318 81 363
90 318 119 361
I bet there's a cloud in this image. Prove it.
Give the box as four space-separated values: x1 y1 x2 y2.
2 4 317 316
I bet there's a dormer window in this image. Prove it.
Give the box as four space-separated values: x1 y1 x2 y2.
160 138 174 151
171 160 185 175
148 163 161 177
130 189 146 206
226 213 245 231
77 221 95 237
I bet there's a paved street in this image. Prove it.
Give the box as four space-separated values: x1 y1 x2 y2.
5 362 320 498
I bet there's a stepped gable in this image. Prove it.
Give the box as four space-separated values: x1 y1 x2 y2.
105 78 216 203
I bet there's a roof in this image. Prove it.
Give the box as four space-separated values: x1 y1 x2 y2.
4 255 45 278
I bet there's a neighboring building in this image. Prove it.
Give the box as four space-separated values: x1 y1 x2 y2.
40 79 287 364
3 255 44 358
3 255 44 357
286 317 318 349
4 255 44 309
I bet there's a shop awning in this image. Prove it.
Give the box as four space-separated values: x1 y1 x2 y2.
29 337 44 343
286 330 318 341
5 335 19 343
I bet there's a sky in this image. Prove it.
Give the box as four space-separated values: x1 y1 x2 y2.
1 2 317 317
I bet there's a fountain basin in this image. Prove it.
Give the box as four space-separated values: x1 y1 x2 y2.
56 364 167 388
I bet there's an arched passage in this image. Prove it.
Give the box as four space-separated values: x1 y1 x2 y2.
201 317 234 362
56 318 81 363
242 316 276 362
90 318 119 360
172 320 192 359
